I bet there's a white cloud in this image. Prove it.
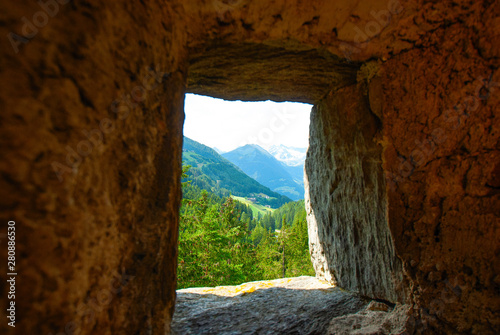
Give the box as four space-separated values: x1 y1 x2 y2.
183 94 312 152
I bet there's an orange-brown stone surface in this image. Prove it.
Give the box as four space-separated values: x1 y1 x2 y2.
0 0 498 334
0 1 188 334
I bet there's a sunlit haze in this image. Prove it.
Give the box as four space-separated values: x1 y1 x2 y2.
183 94 312 152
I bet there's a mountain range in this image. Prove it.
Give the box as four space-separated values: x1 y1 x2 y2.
268 145 307 167
222 144 305 200
182 137 292 208
268 145 307 187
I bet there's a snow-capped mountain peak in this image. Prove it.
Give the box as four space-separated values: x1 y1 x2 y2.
268 145 307 167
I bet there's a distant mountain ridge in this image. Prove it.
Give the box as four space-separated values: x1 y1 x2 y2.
222 144 304 200
268 144 307 187
268 145 307 167
182 137 291 208
212 147 224 154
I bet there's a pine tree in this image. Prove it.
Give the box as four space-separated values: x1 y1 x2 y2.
178 165 315 288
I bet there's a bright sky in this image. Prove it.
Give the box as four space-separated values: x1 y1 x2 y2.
183 94 312 152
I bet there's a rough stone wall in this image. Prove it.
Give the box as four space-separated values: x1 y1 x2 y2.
304 1 499 332
187 43 358 103
0 1 187 334
305 83 405 303
0 0 498 334
181 0 412 63
377 8 500 332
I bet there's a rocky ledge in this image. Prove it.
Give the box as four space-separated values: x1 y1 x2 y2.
172 276 410 335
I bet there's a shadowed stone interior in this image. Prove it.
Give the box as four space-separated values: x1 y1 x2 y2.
188 42 359 103
1 0 498 334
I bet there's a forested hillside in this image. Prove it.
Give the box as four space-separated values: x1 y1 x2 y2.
178 168 315 289
183 137 291 208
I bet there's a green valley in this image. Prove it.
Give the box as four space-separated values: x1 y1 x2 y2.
230 195 274 217
178 178 315 289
